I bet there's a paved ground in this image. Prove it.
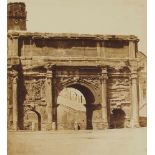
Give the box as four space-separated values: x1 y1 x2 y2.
8 128 146 155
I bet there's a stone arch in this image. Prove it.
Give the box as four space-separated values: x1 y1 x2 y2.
110 108 126 129
23 109 41 131
56 82 97 130
66 83 95 104
58 80 98 104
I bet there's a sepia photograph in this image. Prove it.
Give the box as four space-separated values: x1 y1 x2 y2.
6 0 147 155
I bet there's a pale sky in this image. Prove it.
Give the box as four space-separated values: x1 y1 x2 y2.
8 0 147 53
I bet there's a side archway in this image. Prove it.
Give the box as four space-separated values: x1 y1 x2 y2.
110 108 126 128
23 110 41 131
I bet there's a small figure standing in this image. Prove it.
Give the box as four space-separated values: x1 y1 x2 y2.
78 124 81 130
74 121 78 130
52 122 56 130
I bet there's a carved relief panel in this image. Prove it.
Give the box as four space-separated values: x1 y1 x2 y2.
24 78 46 102
23 77 47 130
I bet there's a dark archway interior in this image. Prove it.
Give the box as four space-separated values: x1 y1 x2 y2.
110 108 126 129
68 84 95 104
67 84 95 129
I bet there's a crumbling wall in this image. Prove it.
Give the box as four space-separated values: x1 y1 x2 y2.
108 77 131 127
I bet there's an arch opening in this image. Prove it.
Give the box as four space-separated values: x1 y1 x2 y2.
57 83 95 130
110 108 126 129
23 110 41 131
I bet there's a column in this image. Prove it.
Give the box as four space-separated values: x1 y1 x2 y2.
130 71 140 128
45 68 53 130
30 39 32 57
101 67 108 128
97 42 101 57
8 38 13 56
12 36 19 56
84 104 93 130
12 70 18 130
22 39 25 56
101 41 106 58
129 41 136 58
139 79 144 108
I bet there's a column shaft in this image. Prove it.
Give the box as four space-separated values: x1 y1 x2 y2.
97 42 101 57
130 73 139 127
139 80 144 107
46 77 53 124
101 42 106 58
12 75 18 130
12 38 18 56
45 69 53 130
8 38 13 56
101 78 108 124
129 41 136 58
22 39 25 56
101 68 108 128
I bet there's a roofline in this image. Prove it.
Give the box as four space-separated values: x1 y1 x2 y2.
8 31 139 41
8 2 25 5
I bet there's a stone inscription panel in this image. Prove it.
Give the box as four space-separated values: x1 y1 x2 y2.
21 39 98 57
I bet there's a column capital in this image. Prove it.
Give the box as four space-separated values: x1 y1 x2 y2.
45 64 55 70
129 60 138 69
12 70 18 83
45 64 54 79
130 71 138 80
46 70 53 79
101 66 108 73
12 70 18 77
13 76 18 84
100 66 108 81
9 34 19 39
100 74 108 80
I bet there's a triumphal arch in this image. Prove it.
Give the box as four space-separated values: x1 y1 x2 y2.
7 2 146 131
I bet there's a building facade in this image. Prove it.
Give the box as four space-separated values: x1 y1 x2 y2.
7 2 146 131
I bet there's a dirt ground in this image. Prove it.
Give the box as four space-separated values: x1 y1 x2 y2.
8 127 146 155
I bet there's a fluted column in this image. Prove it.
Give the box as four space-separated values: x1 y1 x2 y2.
100 67 108 128
45 67 53 130
130 71 140 128
12 70 18 130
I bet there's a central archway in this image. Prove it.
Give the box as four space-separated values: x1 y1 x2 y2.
57 83 96 130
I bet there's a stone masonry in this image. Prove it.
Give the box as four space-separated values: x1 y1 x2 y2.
7 2 147 131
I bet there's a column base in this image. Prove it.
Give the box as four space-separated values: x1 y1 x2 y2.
13 121 18 131
52 122 56 130
130 120 140 128
46 123 52 131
